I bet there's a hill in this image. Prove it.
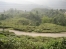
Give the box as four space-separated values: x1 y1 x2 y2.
0 8 66 33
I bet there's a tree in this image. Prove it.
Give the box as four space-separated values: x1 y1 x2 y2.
0 14 5 20
53 14 66 26
0 14 5 33
42 16 52 23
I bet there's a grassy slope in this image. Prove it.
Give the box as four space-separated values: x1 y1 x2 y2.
35 23 66 33
1 17 66 33
0 9 66 33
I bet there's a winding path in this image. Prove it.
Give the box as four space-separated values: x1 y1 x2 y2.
9 30 66 37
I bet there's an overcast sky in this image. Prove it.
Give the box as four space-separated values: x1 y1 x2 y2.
0 0 48 5
0 0 65 5
0 0 66 11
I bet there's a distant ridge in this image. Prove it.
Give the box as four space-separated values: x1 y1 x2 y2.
0 0 66 12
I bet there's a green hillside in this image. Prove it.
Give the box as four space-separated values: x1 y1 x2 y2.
0 8 66 33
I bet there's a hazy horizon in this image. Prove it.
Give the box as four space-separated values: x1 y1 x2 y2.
0 0 66 12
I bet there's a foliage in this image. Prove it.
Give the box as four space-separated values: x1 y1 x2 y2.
0 31 66 49
0 8 66 33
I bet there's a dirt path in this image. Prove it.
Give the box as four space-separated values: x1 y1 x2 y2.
9 30 66 37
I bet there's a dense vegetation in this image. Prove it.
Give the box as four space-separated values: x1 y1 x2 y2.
0 8 66 33
0 31 66 49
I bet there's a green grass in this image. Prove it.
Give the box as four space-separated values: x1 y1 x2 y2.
34 23 66 33
0 23 66 33
0 31 66 49
0 34 5 37
1 17 66 33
